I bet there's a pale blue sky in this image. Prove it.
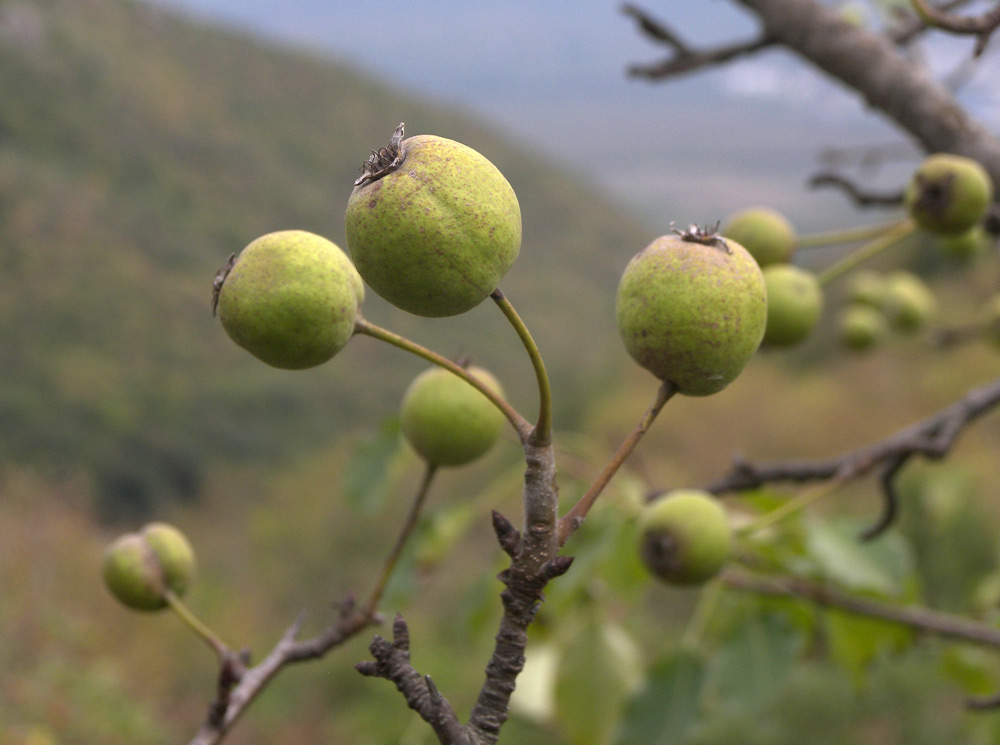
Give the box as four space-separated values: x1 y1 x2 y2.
141 0 999 230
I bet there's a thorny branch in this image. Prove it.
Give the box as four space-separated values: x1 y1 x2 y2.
188 598 378 745
705 375 1000 539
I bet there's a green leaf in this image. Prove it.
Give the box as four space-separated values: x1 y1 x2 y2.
555 621 642 745
825 607 913 684
616 647 706 745
705 613 801 712
341 416 403 511
805 517 914 596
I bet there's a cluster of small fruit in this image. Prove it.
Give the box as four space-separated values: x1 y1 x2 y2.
839 154 996 352
103 130 998 614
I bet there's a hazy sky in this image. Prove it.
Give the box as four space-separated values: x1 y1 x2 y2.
141 0 999 230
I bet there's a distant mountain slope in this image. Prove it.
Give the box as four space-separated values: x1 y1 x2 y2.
0 0 652 517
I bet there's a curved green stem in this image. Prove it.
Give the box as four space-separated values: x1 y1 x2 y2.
816 219 916 286
491 289 553 445
363 462 438 616
164 590 230 661
795 218 908 249
556 380 678 546
354 317 530 439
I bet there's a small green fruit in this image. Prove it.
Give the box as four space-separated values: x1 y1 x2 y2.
882 271 937 333
904 154 994 236
217 231 363 369
761 265 823 347
934 226 991 261
400 365 505 467
846 270 888 309
720 207 797 266
616 231 767 396
638 490 731 585
838 304 887 351
346 127 521 317
102 523 196 611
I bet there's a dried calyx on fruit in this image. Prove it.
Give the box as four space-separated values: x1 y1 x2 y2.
346 123 522 318
905 154 994 236
616 224 767 396
638 490 732 585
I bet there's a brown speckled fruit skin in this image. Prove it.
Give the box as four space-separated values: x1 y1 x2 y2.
616 235 767 396
345 135 521 318
904 154 994 236
218 231 363 370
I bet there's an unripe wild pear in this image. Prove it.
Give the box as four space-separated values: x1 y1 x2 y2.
639 490 731 585
838 304 887 351
846 270 888 309
216 230 363 369
761 264 823 347
934 226 990 261
616 227 767 396
720 207 797 266
882 271 937 333
904 154 994 236
345 123 522 317
400 365 505 467
102 523 196 611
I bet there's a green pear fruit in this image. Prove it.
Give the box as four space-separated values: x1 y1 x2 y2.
345 126 521 317
141 522 196 599
838 304 887 351
882 271 937 333
638 490 731 585
102 523 196 611
904 154 994 236
217 230 363 369
934 226 991 261
616 231 767 396
400 365 505 467
720 207 797 266
846 270 888 309
761 265 823 347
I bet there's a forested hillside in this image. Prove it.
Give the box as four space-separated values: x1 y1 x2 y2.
0 0 650 518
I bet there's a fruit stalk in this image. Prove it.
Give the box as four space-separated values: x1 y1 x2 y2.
816 219 915 286
354 317 530 438
490 289 553 445
556 380 678 546
164 590 230 660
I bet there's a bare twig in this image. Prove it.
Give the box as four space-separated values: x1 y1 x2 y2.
622 3 775 79
557 380 677 546
723 567 1000 708
707 375 1000 535
808 172 904 207
723 567 1000 647
189 600 376 745
909 0 1000 55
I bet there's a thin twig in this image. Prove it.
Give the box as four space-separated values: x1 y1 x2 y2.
557 380 678 546
908 0 1000 55
622 3 775 79
722 567 1000 647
